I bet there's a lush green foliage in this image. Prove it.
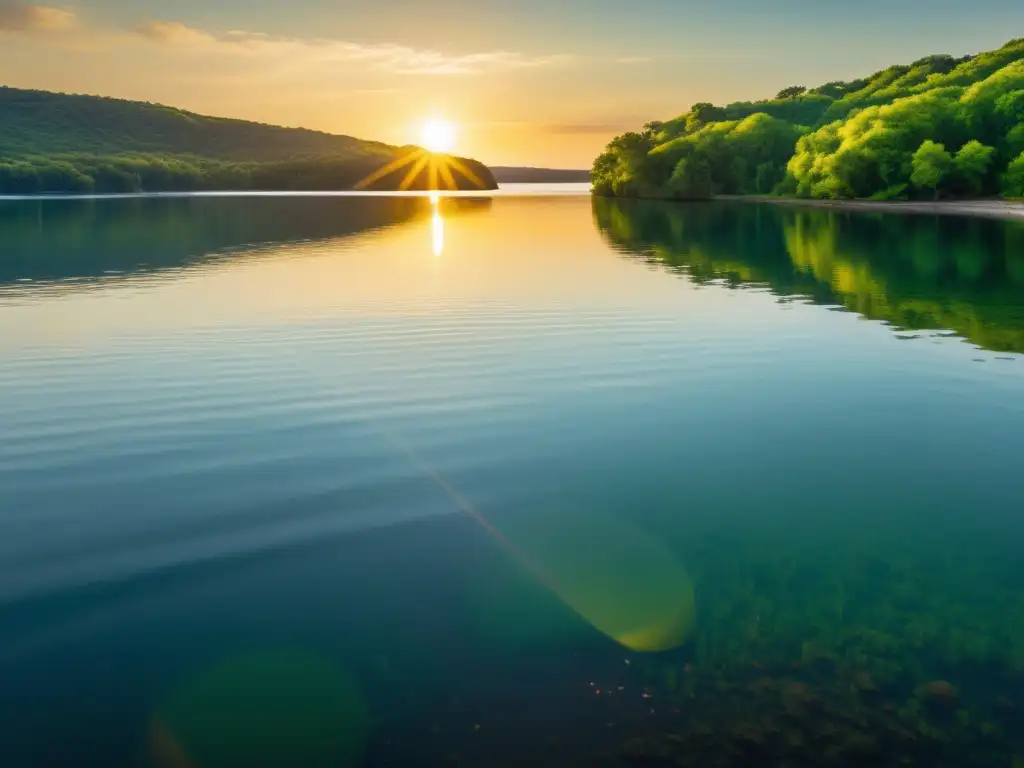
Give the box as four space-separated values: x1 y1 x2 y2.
1005 152 1024 196
909 140 951 197
593 39 1024 200
0 86 393 161
592 114 804 198
0 87 496 193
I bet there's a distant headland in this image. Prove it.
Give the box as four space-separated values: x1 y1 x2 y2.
0 87 496 194
490 167 591 184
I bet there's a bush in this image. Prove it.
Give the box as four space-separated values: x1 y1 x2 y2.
1003 152 1024 197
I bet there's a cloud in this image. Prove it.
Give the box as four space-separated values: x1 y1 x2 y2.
0 2 75 32
133 20 570 75
388 49 571 76
135 20 215 45
543 123 633 135
615 56 652 65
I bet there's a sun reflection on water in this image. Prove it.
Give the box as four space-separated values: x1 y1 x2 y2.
431 195 444 257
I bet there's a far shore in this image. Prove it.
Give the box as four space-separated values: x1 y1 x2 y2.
717 195 1024 222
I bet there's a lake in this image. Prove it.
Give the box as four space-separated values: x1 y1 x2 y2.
2 187 1024 766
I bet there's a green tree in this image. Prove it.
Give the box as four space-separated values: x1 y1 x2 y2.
755 162 782 194
1006 122 1024 158
1004 152 1024 197
642 121 664 140
910 140 954 198
667 156 713 199
591 132 656 196
776 86 807 100
994 90 1024 124
953 140 996 195
686 103 727 133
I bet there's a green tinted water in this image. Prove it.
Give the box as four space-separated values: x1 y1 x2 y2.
1 191 1023 766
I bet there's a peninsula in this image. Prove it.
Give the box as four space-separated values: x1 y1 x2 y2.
0 87 496 194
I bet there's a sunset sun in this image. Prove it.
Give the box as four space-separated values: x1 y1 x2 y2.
420 118 456 154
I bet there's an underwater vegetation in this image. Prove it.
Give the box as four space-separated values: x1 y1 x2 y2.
151 650 369 768
381 477 1021 766
607 522 1024 766
360 512 1024 766
90 482 1024 767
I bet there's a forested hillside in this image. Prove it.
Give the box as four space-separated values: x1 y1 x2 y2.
592 39 1024 201
0 87 496 193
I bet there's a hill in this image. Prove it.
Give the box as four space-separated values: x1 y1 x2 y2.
0 87 496 194
592 38 1024 201
490 167 591 183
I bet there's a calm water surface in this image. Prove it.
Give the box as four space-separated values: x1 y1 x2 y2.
2 188 1024 766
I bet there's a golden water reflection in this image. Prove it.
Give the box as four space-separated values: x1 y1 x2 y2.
431 194 444 257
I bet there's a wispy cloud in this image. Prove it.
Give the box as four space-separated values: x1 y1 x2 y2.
543 122 634 135
135 20 215 45
0 2 75 32
130 19 571 75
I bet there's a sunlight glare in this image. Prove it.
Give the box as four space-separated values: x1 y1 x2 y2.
420 118 456 154
432 207 444 256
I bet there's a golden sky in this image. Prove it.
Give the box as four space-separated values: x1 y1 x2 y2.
1 0 1022 167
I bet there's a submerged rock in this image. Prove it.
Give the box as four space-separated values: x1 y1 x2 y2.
917 680 959 703
854 670 879 693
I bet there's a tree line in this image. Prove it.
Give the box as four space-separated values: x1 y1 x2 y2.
0 152 495 194
592 39 1024 201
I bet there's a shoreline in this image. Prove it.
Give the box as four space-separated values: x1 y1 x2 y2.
717 194 1024 222
0 182 589 202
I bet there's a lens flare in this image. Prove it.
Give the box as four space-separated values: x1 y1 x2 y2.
488 508 696 653
378 430 695 654
353 148 484 192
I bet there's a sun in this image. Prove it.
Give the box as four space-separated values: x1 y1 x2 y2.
420 118 456 154
355 118 484 192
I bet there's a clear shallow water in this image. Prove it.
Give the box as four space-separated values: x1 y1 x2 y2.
1 190 1024 766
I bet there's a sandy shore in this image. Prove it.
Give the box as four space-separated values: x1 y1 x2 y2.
718 195 1024 222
